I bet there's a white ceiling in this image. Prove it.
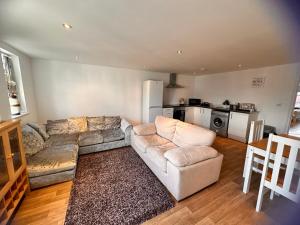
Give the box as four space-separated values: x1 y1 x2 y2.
0 0 297 74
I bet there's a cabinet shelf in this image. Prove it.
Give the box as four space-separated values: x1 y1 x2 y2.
0 120 29 225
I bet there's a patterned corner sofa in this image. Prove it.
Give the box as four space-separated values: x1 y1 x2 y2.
22 116 132 189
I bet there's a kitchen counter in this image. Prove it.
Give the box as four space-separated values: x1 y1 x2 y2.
163 104 256 114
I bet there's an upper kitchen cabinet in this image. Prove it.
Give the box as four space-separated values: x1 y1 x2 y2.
194 107 212 128
228 111 258 143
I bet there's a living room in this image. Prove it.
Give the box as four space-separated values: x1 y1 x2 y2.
0 1 300 225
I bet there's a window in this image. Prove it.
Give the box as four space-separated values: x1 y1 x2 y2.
295 92 300 108
1 49 27 118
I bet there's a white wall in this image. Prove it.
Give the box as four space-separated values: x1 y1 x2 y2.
32 59 195 123
0 42 38 123
194 63 300 133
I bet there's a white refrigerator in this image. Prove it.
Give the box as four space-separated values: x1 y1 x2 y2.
142 80 164 123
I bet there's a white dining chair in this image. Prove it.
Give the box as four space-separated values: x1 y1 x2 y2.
256 134 300 212
243 120 265 178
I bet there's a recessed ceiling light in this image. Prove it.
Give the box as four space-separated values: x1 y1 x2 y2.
62 23 72 29
200 67 206 71
177 50 183 55
237 64 242 68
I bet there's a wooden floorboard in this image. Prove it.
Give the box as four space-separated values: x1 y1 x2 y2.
11 137 294 225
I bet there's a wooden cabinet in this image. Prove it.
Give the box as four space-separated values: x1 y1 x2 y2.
162 108 174 118
228 112 258 143
0 120 29 225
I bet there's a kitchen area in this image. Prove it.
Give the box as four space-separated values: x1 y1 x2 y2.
143 76 258 143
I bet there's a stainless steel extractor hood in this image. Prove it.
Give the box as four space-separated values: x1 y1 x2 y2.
166 73 184 88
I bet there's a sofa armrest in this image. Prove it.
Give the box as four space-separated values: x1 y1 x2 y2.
164 146 219 167
132 123 156 136
121 118 133 146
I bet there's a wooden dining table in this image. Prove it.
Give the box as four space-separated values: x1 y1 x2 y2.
242 134 300 194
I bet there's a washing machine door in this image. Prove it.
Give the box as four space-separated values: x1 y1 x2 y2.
213 117 225 128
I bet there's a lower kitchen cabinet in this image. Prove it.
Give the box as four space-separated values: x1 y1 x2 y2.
228 111 258 143
185 107 194 123
186 107 212 128
162 108 174 118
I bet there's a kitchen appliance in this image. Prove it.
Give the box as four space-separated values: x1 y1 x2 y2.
200 102 211 107
179 98 185 105
142 80 164 123
166 73 184 88
210 109 230 137
173 107 185 121
239 103 256 112
189 98 201 106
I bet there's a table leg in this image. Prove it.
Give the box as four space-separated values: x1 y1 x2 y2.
243 146 254 194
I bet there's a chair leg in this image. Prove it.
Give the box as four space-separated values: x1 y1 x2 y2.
256 183 265 212
270 190 274 200
243 147 250 178
243 148 254 193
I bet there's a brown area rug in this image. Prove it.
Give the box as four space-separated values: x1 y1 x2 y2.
64 147 175 225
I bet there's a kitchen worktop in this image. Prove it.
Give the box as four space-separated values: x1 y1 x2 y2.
163 104 256 114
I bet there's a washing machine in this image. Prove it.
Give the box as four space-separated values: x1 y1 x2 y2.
210 109 230 137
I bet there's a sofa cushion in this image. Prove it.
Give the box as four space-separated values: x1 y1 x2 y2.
155 116 178 141
133 123 156 136
79 130 103 147
172 121 216 147
147 142 177 172
27 144 78 178
27 122 50 140
68 116 88 134
22 125 45 156
103 116 121 130
87 116 105 131
46 119 69 135
102 129 125 143
45 133 78 147
133 134 170 153
164 146 218 167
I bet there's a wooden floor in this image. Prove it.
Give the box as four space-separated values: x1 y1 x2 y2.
11 137 293 225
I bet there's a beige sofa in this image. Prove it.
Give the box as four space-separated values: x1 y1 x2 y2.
131 116 223 201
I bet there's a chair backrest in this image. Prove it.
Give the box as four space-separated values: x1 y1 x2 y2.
262 134 300 202
248 120 264 144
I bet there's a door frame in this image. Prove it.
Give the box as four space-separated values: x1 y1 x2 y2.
286 74 300 133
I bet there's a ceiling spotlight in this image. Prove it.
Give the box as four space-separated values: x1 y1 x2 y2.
62 23 72 29
200 67 206 71
237 64 242 68
177 50 183 55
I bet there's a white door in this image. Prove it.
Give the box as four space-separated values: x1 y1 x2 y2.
185 107 195 123
194 108 201 125
149 107 163 123
149 81 163 107
228 112 249 142
163 108 174 118
199 108 212 128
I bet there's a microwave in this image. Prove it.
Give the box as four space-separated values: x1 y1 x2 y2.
188 98 201 106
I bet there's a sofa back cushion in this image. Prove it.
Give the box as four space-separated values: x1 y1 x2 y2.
155 116 178 141
27 122 50 141
68 116 88 133
173 121 216 147
22 124 45 156
133 123 156 136
87 116 105 131
46 119 69 135
103 116 121 130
